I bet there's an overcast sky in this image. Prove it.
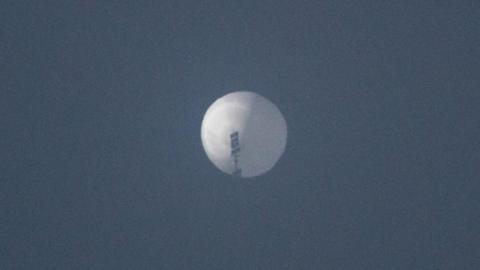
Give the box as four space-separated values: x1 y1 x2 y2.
1 1 479 269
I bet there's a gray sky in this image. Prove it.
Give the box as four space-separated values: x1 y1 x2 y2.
1 1 479 269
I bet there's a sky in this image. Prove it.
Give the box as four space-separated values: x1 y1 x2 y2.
1 1 479 269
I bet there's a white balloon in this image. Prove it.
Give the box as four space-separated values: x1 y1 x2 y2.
201 91 287 177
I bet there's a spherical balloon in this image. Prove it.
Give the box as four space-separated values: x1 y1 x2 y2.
201 91 287 177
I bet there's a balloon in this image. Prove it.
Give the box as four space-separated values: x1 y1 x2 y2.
201 91 287 177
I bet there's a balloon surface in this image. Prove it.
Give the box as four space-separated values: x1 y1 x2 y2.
201 91 287 177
